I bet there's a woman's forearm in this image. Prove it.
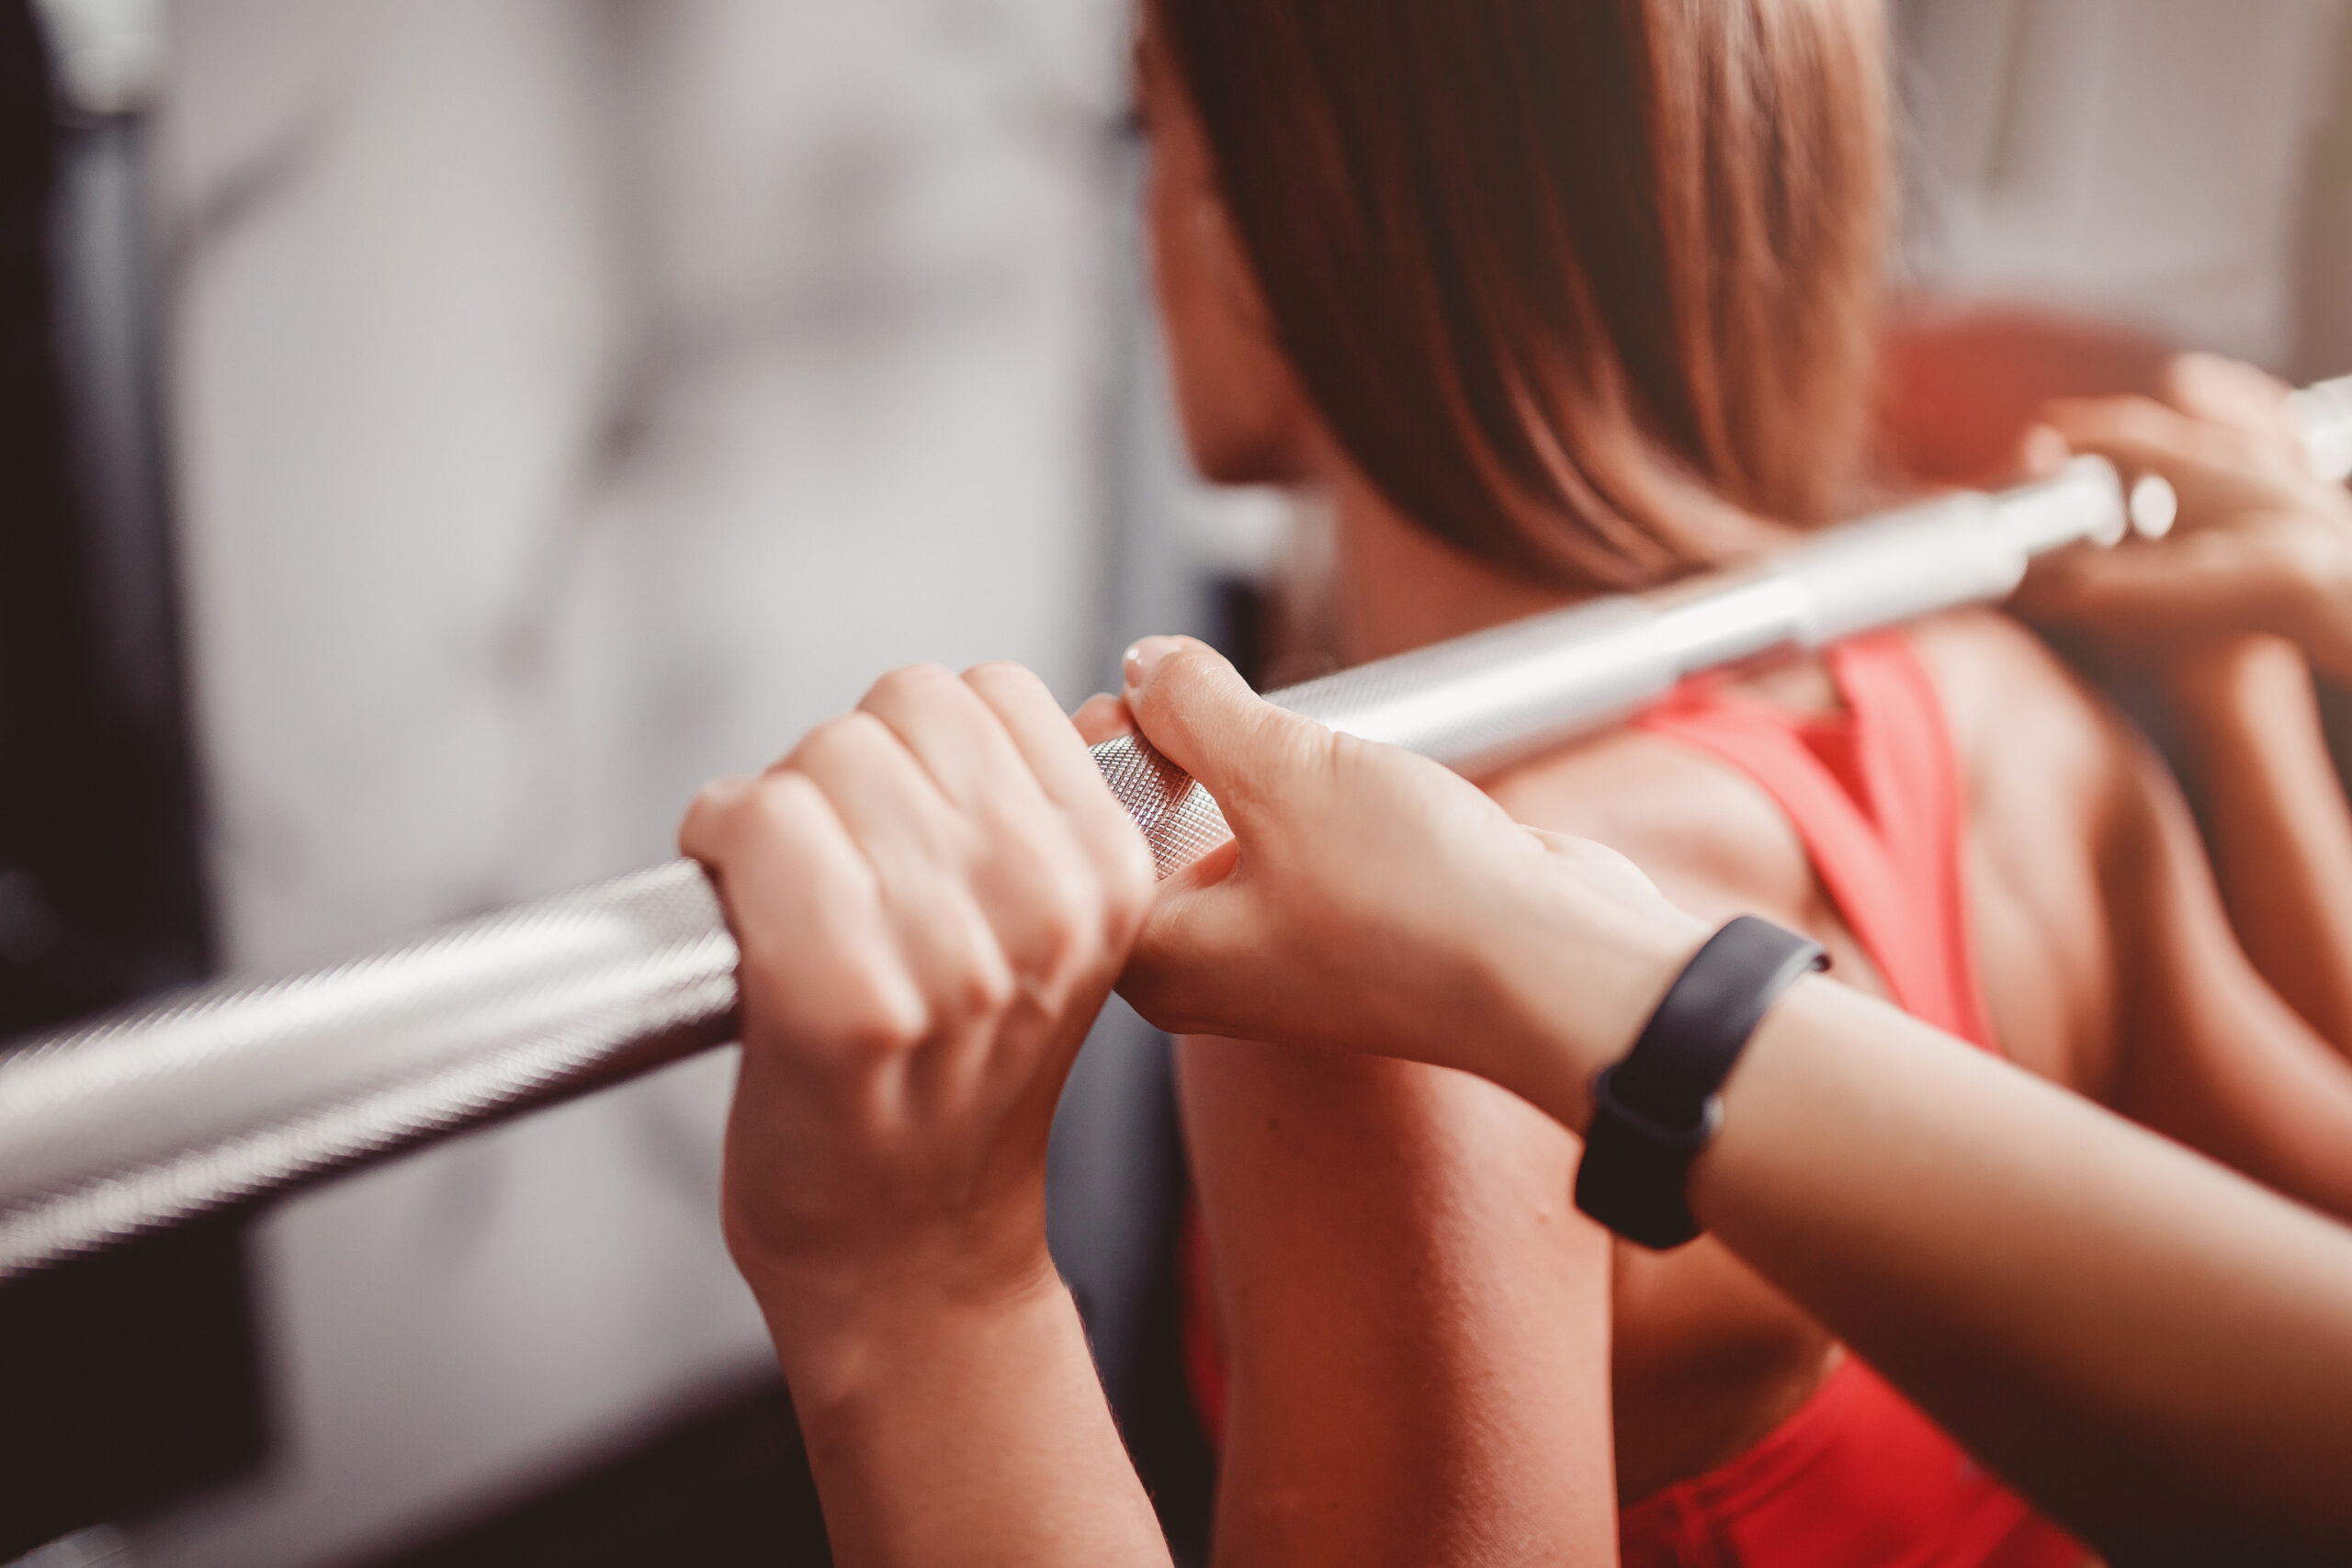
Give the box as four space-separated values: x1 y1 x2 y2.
2169 636 2352 1057
771 1274 1171 1568
686 656 1170 1568
1677 977 2352 1562
1119 634 2352 1560
1461 852 2352 1552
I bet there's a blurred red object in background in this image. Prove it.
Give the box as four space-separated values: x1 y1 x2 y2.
1879 304 2179 489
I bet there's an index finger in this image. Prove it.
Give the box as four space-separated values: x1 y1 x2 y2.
1072 693 1135 746
2162 354 2301 449
962 662 1154 881
2041 394 2232 474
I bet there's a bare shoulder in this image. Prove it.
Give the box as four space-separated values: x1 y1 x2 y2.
1905 609 2143 915
1487 609 2139 1084
1482 712 1832 938
1906 609 2136 1087
1904 609 2131 808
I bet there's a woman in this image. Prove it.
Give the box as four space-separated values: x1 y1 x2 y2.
679 633 2352 1568
1133 2 2352 1564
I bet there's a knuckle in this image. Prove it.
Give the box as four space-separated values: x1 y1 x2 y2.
1097 827 1158 926
963 659 1036 694
1161 643 1224 693
838 968 931 1055
1036 869 1098 964
681 774 757 848
677 802 723 861
791 713 868 769
2162 353 2219 402
686 773 741 815
1114 844 1159 931
1133 641 1206 705
1006 826 1105 947
1060 857 1144 982
2058 395 2163 449
1047 835 1128 939
749 769 819 831
839 708 899 749
956 946 1020 1020
810 711 909 777
925 895 1019 1021
865 662 959 714
804 714 858 752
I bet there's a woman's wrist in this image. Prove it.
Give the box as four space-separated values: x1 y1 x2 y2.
761 1248 1071 1417
763 1265 1170 1568
2164 633 2311 739
1478 872 1709 1134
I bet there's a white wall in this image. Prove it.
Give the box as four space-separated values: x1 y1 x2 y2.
130 3 1129 1563
1899 0 2350 365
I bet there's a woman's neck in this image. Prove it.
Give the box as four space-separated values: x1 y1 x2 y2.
1311 451 1844 715
1325 464 1582 665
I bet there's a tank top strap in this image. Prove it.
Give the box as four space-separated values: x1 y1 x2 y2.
1632 632 1996 1051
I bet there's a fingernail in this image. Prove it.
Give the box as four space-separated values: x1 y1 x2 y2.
1123 636 1182 689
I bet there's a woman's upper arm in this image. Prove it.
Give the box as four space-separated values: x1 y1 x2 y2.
2104 730 2352 1218
1180 1035 1618 1568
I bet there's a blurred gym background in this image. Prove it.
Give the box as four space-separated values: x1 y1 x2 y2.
2 2 2347 1564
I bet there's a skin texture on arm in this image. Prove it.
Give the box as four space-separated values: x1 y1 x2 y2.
775 1280 1159 1568
1178 1043 1620 1568
1692 977 2352 1565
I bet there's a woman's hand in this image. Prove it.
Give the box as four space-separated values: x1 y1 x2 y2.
683 661 1169 1567
680 661 1154 1366
1098 637 1706 1128
2016 353 2352 682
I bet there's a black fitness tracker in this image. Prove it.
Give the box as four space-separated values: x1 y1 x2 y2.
1574 915 1826 1249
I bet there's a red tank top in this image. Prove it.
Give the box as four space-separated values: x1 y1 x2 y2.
1180 631 2087 1568
1613 632 2084 1568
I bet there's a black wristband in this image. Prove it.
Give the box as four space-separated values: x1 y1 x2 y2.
1573 915 1826 1249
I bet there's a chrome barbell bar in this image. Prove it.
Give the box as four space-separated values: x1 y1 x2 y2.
5 381 2348 1281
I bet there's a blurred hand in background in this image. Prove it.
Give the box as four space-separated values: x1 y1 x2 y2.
2020 354 2352 683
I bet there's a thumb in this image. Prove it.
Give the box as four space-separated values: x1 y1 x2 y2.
1120 636 1326 815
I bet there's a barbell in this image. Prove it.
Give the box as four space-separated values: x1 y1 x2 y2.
5 381 2348 1281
